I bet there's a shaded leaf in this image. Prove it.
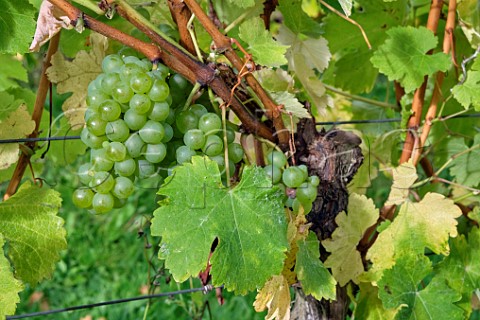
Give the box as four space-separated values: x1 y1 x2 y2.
295 232 336 300
0 183 66 284
254 68 294 92
278 0 321 37
452 56 480 110
271 91 310 119
322 193 379 286
0 55 28 90
151 156 288 294
253 275 290 320
354 283 399 320
371 26 451 93
226 0 254 8
238 17 288 67
0 0 37 54
0 104 35 170
46 32 107 127
0 234 23 318
446 133 480 188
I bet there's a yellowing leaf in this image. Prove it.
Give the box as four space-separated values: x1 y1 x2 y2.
0 183 66 285
0 104 35 170
283 209 310 285
295 232 336 300
366 193 462 281
354 283 399 320
0 234 23 318
253 275 291 320
238 17 288 67
46 32 107 127
322 194 379 286
385 160 418 206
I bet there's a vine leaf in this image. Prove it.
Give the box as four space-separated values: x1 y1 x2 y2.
29 0 72 52
378 254 464 319
151 156 288 294
271 91 311 119
278 0 321 37
446 133 480 188
452 56 480 110
0 234 23 318
371 26 451 93
385 160 418 206
295 232 337 301
46 32 107 127
322 193 379 286
365 193 462 281
0 104 35 170
0 55 28 91
0 183 66 285
254 68 294 92
457 0 480 47
323 0 407 93
354 283 399 320
436 227 480 315
338 0 353 16
0 0 37 54
226 0 254 8
253 275 291 320
238 17 288 67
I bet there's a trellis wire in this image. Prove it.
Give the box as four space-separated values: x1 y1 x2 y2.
0 113 478 145
6 285 219 319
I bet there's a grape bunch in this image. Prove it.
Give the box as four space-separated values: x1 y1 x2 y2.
263 150 319 214
73 54 244 214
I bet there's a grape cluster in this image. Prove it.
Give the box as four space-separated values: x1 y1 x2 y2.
263 151 319 214
73 54 244 213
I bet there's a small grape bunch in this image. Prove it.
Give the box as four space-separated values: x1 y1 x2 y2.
263 150 319 214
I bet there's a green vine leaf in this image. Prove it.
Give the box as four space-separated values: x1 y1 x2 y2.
0 0 37 54
365 193 462 281
354 283 399 320
46 32 107 127
452 56 480 110
446 133 480 188
371 26 451 93
322 193 379 286
385 160 418 206
295 232 337 301
271 91 311 119
0 183 66 285
238 17 288 67
151 156 288 294
0 104 35 170
0 55 28 91
378 254 464 319
226 0 254 8
0 234 23 318
278 0 321 37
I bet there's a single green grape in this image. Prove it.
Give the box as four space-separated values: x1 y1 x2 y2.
130 71 153 94
112 176 135 199
298 164 309 182
91 148 114 172
263 164 282 184
282 166 305 188
120 63 144 81
148 79 169 102
148 102 170 122
77 163 93 185
98 100 122 122
202 135 223 157
86 114 107 136
136 159 156 179
124 133 145 158
86 90 109 109
102 54 124 73
296 182 318 204
198 113 222 135
100 72 121 95
228 143 244 163
184 129 206 150
112 82 134 104
161 123 174 143
114 157 136 177
176 145 196 164
175 110 199 133
144 143 167 163
266 150 287 169
90 171 115 193
81 127 107 149
92 192 115 214
129 93 152 114
104 141 127 162
124 109 147 130
72 188 94 208
139 120 165 144
308 175 320 187
106 119 130 142
189 104 208 118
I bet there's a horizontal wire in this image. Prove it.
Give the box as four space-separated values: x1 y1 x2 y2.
7 285 220 319
0 113 478 145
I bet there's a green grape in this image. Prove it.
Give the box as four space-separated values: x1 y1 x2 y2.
90 171 115 193
139 120 165 144
266 150 287 169
81 127 107 149
161 123 174 143
130 71 153 94
120 63 144 80
99 72 120 95
113 197 127 209
112 82 134 103
148 64 169 80
296 182 318 204
175 110 199 133
112 176 135 199
122 56 142 65
263 164 282 184
124 133 145 158
102 54 124 73
189 104 208 118
308 175 320 187
228 143 244 163
298 164 309 182
87 90 109 109
165 108 175 125
198 113 222 135
114 157 136 176
216 127 235 144
209 154 225 168
72 188 94 208
98 100 122 122
169 73 191 104
136 159 156 178
92 192 115 214
292 198 312 214
144 143 167 163
91 148 114 172
106 119 130 142
282 166 305 188
183 129 205 150
148 102 169 122
86 114 107 136
202 135 223 157
148 79 169 101
176 145 196 164
129 93 152 114
77 163 93 185
124 109 147 130
104 141 127 162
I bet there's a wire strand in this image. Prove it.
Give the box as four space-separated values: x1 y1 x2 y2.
7 285 220 319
